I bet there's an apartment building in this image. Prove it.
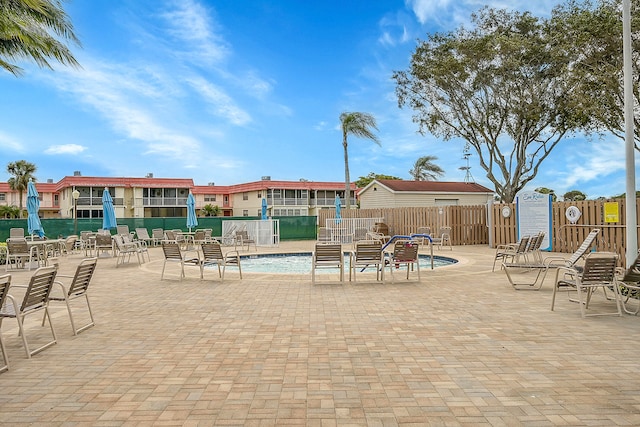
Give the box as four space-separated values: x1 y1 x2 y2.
0 173 355 219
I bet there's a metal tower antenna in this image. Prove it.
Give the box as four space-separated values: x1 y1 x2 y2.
459 145 475 183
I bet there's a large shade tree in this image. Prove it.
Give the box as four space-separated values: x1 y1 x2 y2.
393 7 589 202
339 112 380 209
551 0 640 150
409 155 444 181
0 0 81 76
7 159 37 217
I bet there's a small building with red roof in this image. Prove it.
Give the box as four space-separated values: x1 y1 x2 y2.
358 179 494 209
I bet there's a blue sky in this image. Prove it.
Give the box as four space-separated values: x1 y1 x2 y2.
0 0 634 199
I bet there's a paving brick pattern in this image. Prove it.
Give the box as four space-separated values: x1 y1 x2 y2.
1 243 639 426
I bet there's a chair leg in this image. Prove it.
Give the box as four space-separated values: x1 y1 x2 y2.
0 319 8 373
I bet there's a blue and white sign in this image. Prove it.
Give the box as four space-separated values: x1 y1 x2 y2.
515 191 552 251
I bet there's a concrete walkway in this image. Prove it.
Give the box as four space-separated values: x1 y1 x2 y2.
1 242 639 426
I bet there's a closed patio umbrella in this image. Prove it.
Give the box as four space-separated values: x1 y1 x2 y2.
187 193 198 231
102 188 117 230
335 194 342 225
261 198 267 220
27 180 45 238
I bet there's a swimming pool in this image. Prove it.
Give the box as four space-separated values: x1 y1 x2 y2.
235 252 457 274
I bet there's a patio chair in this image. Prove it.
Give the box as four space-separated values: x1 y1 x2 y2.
311 243 344 284
414 226 431 245
349 240 384 282
49 257 97 335
5 237 39 271
615 252 640 315
61 235 78 256
10 228 25 238
113 234 143 267
94 233 113 257
234 230 256 251
551 252 621 317
0 274 10 372
431 226 452 250
387 240 420 282
160 241 200 281
0 266 58 358
200 242 242 282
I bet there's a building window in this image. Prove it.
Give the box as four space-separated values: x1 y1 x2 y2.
243 209 249 216
204 195 216 202
243 192 248 201
0 193 5 201
257 192 261 198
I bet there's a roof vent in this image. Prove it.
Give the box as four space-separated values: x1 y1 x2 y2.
208 182 215 186
299 178 308 182
261 176 271 181
47 179 53 183
145 173 154 178
73 171 81 176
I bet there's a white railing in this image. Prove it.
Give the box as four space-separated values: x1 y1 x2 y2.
221 219 280 247
324 217 383 243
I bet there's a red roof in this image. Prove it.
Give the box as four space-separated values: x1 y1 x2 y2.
376 180 493 193
193 180 355 194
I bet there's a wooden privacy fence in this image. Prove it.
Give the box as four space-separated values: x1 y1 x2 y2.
493 198 640 265
318 205 489 245
319 199 640 265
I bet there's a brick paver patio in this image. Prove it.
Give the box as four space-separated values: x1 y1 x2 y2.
1 242 639 426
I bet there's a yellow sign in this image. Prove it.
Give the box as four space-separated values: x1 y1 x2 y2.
604 202 619 223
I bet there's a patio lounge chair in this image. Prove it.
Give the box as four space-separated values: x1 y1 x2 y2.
551 252 621 317
135 228 157 246
387 240 420 282
200 242 242 282
615 252 640 315
311 243 344 284
503 229 600 290
161 242 200 281
493 235 531 272
0 266 58 358
349 240 384 282
94 232 113 257
0 274 10 372
151 228 164 245
49 257 98 335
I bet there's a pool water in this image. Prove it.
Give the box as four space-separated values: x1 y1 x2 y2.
235 252 457 274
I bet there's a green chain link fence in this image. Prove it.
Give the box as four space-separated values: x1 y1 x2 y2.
0 216 318 242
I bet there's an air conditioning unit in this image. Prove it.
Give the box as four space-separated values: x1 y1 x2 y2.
145 173 154 178
73 171 81 176
261 176 271 181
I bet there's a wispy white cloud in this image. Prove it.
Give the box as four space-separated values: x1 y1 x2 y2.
187 75 251 125
45 144 87 155
160 0 229 65
0 131 25 152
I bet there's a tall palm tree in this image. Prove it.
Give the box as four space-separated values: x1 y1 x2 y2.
0 0 81 76
7 160 37 217
339 112 380 209
409 155 445 181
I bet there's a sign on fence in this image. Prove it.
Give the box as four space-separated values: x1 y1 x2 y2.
516 191 552 251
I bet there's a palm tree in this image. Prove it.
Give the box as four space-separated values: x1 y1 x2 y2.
339 112 380 209
409 156 445 181
7 160 37 217
0 0 81 76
